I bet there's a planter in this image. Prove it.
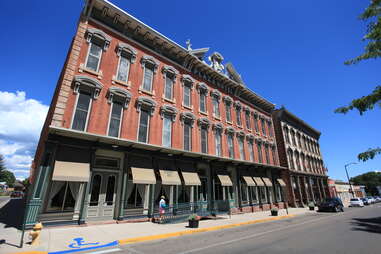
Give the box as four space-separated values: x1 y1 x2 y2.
271 210 278 216
309 206 315 211
188 219 199 228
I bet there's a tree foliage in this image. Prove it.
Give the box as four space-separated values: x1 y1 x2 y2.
0 170 16 187
0 154 5 172
335 0 381 161
351 171 381 195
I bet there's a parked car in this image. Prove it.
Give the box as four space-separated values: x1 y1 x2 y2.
349 198 364 207
375 196 381 203
367 196 375 204
10 191 24 198
318 197 344 212
361 198 370 205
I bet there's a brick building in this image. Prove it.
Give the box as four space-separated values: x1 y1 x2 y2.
272 107 329 207
25 0 288 226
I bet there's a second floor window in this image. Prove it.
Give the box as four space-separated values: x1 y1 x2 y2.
257 142 263 163
164 74 174 100
284 128 290 144
212 96 220 118
143 65 154 92
288 150 294 169
215 132 222 157
272 146 277 165
184 122 192 151
162 114 172 147
268 122 273 137
138 109 150 143
226 104 232 122
227 134 234 159
108 101 123 137
200 93 207 113
261 118 266 136
238 138 245 160
265 145 270 164
254 115 259 132
72 91 92 131
245 112 251 129
183 84 191 107
236 109 242 126
248 142 254 162
200 127 208 153
86 42 102 72
116 55 130 83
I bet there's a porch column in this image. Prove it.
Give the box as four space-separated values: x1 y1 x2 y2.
117 153 128 220
79 147 95 224
228 165 239 208
24 142 57 227
296 176 304 206
308 177 315 204
316 177 323 202
73 183 85 220
288 175 297 207
303 177 310 203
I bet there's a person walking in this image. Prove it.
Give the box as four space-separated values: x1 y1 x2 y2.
159 196 166 221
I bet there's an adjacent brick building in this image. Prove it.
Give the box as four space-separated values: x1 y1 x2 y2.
272 107 329 207
25 0 289 226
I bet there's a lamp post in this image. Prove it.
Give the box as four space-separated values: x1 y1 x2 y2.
345 162 357 197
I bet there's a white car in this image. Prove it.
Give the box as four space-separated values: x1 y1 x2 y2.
349 198 364 207
367 197 375 204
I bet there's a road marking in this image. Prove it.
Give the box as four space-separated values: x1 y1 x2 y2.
87 248 121 254
179 211 358 254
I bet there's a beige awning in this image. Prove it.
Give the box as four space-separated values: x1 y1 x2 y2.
253 177 265 186
262 177 273 187
217 175 233 186
182 172 201 186
277 179 287 187
160 170 181 185
131 167 156 184
52 161 90 182
242 176 256 186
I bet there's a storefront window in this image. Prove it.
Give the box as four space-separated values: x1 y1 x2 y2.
89 174 101 206
47 181 77 212
259 186 267 203
241 183 249 205
126 184 143 208
250 186 258 204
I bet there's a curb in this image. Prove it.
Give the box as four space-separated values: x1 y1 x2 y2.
118 214 296 245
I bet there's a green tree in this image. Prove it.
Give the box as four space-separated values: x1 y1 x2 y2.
0 154 5 172
351 171 381 195
334 0 381 161
0 170 16 187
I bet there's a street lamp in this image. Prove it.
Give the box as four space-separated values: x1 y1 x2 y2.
345 162 357 197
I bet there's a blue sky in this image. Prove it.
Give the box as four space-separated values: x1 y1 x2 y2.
0 0 379 180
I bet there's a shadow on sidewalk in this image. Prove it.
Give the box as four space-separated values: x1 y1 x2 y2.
351 216 381 234
0 198 26 230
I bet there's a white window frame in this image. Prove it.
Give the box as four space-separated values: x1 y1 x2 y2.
137 108 151 143
116 54 131 83
164 74 175 100
107 101 124 138
238 138 245 160
200 127 208 154
183 121 192 151
71 91 93 132
215 132 222 157
85 42 103 73
162 114 173 147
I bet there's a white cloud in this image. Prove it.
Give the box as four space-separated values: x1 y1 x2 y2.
0 91 48 179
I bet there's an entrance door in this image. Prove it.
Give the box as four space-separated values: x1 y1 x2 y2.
87 172 118 220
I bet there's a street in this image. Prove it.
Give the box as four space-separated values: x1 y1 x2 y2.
104 205 381 254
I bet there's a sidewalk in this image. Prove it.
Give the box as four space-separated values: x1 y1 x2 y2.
1 208 311 254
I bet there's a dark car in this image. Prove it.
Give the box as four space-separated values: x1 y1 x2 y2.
10 191 24 198
318 197 344 212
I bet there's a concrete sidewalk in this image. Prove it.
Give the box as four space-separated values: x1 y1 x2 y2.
1 208 311 254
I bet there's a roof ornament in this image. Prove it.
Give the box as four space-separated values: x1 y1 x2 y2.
186 39 192 51
208 52 224 73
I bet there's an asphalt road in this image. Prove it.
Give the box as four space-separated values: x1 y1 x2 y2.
108 205 381 254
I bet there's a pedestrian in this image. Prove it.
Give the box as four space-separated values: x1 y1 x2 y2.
159 195 166 220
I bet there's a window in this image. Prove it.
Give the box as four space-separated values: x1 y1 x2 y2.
227 134 234 159
47 181 77 211
238 137 245 160
116 55 130 83
261 118 266 136
90 174 102 206
276 183 283 202
297 133 301 147
184 122 192 151
143 65 154 92
200 127 208 154
164 74 175 100
291 131 296 146
72 91 92 131
254 114 259 132
268 122 273 137
108 101 123 137
284 127 290 144
272 146 278 165
236 109 242 126
86 43 102 72
212 96 220 118
259 186 267 203
288 150 294 169
215 131 222 157
241 183 249 204
138 109 150 143
183 84 191 107
245 111 251 129
200 93 207 113
257 142 263 163
251 186 258 204
162 114 172 147
295 152 301 170
265 144 270 164
248 142 255 162
226 104 232 122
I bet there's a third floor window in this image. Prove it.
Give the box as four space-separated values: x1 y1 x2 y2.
86 42 102 72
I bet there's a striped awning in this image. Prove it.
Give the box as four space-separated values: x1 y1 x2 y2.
52 161 90 182
277 179 287 187
217 175 233 186
252 177 265 186
181 172 201 186
262 177 273 187
131 167 156 184
242 176 256 186
159 170 181 185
